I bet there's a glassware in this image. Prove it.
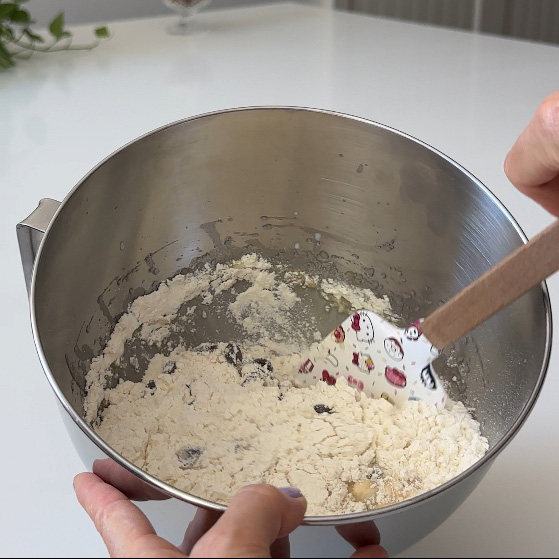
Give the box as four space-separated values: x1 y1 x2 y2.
161 0 212 36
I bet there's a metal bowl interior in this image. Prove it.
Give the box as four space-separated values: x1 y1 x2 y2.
31 107 550 526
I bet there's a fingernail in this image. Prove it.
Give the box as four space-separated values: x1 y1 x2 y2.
278 486 303 498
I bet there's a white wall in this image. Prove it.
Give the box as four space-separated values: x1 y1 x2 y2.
25 0 332 27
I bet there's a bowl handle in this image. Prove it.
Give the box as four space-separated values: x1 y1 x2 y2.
16 198 61 298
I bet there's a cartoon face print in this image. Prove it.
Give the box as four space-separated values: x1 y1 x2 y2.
324 350 338 368
420 364 437 390
384 337 404 361
354 312 375 344
351 352 374 374
299 358 314 374
347 375 364 391
405 322 422 341
333 326 345 342
385 366 407 387
321 370 337 385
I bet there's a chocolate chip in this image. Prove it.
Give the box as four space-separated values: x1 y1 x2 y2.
240 360 275 386
146 380 156 390
224 343 243 367
241 373 262 387
252 360 273 379
366 466 383 480
196 343 218 353
163 360 176 374
253 358 273 373
313 404 334 414
176 446 203 469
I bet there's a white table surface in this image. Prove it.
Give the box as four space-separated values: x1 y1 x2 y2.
2 2 559 557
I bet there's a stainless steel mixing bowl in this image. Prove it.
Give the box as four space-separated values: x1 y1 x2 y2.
17 107 551 554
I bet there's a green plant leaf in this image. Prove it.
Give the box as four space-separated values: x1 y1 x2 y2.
0 56 14 69
0 26 15 40
1 4 108 68
94 26 109 38
10 8 30 24
48 12 70 40
23 27 43 42
0 4 17 19
0 40 15 68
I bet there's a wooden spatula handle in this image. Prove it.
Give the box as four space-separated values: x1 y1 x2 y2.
421 219 559 350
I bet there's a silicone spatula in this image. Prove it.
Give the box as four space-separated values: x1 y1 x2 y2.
297 219 559 408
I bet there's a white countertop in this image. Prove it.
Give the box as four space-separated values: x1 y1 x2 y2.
3 2 559 557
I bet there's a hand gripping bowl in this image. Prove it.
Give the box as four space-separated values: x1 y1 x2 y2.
17 107 551 555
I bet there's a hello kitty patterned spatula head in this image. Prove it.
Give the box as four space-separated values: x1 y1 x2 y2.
297 311 447 408
297 218 559 408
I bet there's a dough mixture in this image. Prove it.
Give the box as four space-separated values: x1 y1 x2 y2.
84 254 489 516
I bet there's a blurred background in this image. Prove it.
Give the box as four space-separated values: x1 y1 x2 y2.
26 0 559 45
24 1 330 25
338 0 559 44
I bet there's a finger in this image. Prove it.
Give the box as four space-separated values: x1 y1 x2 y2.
190 484 307 558
505 90 559 187
74 472 184 558
270 536 290 558
350 545 390 559
93 459 170 502
182 506 291 558
336 521 389 559
181 508 223 555
336 520 382 548
505 90 559 214
507 178 559 216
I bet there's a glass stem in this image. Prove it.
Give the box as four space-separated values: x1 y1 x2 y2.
178 10 190 30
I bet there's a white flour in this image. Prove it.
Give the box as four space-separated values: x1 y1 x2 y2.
84 254 488 516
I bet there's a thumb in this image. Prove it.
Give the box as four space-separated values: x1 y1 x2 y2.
504 90 559 215
190 484 307 558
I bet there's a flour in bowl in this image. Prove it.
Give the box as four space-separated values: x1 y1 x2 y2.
84 254 488 516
